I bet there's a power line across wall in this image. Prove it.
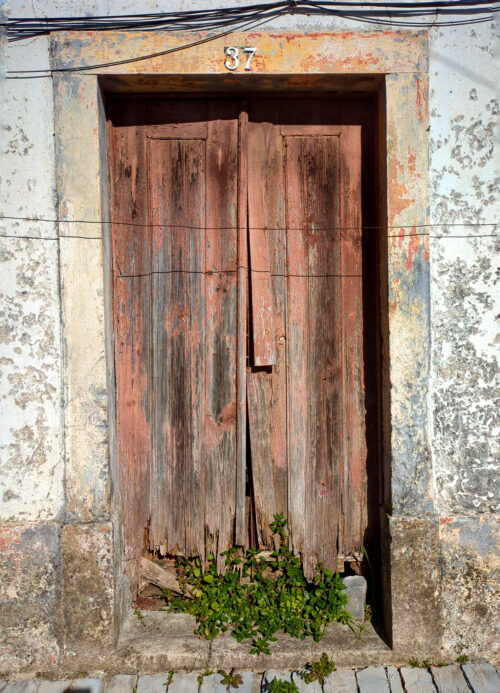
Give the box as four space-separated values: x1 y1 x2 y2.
0 217 498 242
6 0 499 43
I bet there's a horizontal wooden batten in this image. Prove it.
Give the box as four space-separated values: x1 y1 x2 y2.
146 122 208 139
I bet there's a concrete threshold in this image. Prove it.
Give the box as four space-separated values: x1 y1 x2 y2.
116 611 395 672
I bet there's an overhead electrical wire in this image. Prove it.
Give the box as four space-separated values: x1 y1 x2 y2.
5 0 499 43
0 215 498 236
5 11 283 77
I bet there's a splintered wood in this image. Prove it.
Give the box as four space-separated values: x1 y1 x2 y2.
110 97 367 593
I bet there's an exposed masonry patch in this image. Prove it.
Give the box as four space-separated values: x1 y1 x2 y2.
0 523 61 673
440 517 500 660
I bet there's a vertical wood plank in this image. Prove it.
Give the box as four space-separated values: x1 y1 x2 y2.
111 99 151 594
247 126 276 367
149 132 206 560
247 371 275 545
247 101 288 547
304 135 342 577
204 101 239 568
284 134 342 577
284 136 308 563
339 126 367 555
235 105 249 547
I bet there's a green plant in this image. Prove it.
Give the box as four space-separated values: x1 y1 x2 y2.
165 514 351 654
133 607 144 622
456 654 468 665
408 657 432 668
219 670 243 691
267 678 299 693
196 667 215 689
299 652 336 685
165 671 175 688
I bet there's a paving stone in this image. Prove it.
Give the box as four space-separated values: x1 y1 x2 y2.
167 672 200 692
431 664 471 693
400 667 436 692
136 674 170 693
291 671 322 693
104 676 137 693
462 664 500 693
199 673 224 693
356 666 390 693
200 672 260 692
262 671 292 691
37 683 72 693
323 669 358 693
385 666 404 693
0 685 38 693
237 673 262 693
70 680 103 693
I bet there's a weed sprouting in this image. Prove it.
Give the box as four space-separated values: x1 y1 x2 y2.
267 678 299 693
219 670 243 690
299 652 336 685
164 514 352 655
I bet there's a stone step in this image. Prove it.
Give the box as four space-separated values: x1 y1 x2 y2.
0 664 497 693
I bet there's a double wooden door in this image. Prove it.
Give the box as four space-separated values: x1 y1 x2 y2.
110 97 367 592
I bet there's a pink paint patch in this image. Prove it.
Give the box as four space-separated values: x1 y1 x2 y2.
405 229 420 270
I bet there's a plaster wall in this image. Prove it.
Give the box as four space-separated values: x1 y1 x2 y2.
0 0 498 674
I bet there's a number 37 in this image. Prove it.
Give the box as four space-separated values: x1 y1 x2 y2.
224 46 257 71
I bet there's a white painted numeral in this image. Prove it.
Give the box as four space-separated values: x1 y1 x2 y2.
224 46 239 71
224 46 257 71
243 47 257 70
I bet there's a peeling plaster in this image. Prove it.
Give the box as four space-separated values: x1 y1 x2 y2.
429 23 500 516
0 238 63 523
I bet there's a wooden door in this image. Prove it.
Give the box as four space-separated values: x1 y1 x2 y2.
245 100 365 578
109 97 367 593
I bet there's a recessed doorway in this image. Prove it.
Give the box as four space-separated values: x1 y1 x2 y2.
107 93 382 610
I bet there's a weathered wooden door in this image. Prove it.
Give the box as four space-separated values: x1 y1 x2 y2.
110 97 366 592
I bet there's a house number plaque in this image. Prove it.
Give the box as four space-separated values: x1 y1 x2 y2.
224 46 257 71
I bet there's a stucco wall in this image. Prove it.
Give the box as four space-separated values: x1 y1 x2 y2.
428 22 500 659
1 1 498 674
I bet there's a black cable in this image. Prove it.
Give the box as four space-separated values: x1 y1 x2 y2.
1 215 498 230
6 11 282 76
5 0 499 44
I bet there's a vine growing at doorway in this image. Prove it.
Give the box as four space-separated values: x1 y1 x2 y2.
163 514 352 654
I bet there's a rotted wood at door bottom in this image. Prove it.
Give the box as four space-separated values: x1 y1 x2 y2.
109 96 367 595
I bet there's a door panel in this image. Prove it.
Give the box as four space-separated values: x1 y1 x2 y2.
149 136 207 560
247 101 288 548
284 134 343 576
204 102 239 570
110 97 367 593
111 100 151 591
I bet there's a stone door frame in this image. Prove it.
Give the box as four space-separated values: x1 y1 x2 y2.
51 29 438 658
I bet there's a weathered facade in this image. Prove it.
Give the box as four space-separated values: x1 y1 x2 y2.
0 0 498 677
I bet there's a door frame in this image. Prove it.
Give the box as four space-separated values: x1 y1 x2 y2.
51 29 439 657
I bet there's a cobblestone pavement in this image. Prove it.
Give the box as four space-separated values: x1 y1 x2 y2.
1 664 500 693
